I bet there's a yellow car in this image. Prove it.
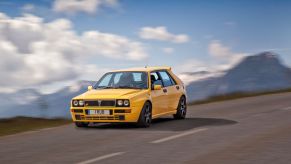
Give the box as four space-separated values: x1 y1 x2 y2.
70 66 187 128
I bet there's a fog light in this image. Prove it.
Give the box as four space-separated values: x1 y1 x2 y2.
75 115 81 120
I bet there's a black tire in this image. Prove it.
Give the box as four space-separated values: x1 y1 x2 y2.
137 101 152 128
75 122 89 128
173 96 187 119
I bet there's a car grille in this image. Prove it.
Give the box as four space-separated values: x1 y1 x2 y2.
80 115 121 120
84 100 115 107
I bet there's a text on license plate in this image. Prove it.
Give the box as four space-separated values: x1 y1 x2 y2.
88 110 110 115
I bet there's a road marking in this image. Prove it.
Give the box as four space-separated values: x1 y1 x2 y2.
281 106 291 111
150 128 208 144
76 152 125 164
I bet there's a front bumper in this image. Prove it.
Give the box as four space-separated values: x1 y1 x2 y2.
70 106 141 123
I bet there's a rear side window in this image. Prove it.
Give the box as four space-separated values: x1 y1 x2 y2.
159 71 175 87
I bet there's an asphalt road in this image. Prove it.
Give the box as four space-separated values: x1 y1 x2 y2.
1 92 291 164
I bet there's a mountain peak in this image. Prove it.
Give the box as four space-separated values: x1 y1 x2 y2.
244 51 280 63
222 52 291 93
257 51 278 57
234 51 283 71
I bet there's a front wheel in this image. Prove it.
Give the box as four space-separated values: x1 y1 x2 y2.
137 101 152 128
75 122 89 128
173 96 187 119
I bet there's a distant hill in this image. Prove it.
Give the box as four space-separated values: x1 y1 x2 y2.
0 81 96 119
186 52 291 102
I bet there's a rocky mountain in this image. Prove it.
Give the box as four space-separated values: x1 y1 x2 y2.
0 81 96 119
186 52 291 102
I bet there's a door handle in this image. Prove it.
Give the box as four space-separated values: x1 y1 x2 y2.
163 88 167 93
176 86 180 90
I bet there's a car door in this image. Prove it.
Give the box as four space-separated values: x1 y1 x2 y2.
150 72 168 116
158 71 180 112
167 71 182 110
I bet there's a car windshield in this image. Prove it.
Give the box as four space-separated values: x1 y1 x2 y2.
94 71 148 89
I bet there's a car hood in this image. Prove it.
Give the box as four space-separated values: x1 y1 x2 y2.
73 89 146 99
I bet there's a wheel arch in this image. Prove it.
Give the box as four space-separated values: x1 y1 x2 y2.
145 100 152 110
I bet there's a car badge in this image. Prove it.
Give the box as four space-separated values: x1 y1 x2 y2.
98 100 102 106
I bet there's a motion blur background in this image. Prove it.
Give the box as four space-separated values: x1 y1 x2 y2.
0 0 291 118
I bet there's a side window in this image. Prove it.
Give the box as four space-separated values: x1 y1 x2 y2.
150 72 162 88
159 71 174 87
168 72 177 85
150 72 158 83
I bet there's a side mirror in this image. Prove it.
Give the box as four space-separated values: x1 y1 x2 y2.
87 85 93 91
153 85 162 90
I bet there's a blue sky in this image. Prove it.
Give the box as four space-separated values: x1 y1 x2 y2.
0 0 290 93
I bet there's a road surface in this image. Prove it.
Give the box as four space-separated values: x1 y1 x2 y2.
1 92 291 164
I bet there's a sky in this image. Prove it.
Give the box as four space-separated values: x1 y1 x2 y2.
0 0 290 93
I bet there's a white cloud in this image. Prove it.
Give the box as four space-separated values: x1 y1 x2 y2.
174 40 247 85
139 26 189 43
53 0 118 14
174 59 224 85
81 31 147 60
208 40 245 68
0 12 147 92
162 47 174 54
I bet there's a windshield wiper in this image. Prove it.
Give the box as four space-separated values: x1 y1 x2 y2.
97 86 117 89
116 86 141 89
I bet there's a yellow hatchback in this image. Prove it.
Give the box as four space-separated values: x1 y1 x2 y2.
70 66 187 128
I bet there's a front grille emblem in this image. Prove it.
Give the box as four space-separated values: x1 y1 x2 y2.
98 100 102 106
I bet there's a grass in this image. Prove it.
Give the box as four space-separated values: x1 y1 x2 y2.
0 117 71 137
188 88 291 106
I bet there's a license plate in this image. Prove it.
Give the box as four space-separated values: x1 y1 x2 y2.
88 110 110 115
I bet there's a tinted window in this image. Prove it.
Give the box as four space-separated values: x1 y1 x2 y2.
95 72 148 89
150 72 163 89
168 73 176 85
133 72 143 81
98 74 112 87
159 71 174 87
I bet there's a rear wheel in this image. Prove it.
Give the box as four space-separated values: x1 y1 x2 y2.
137 101 152 128
75 122 89 128
174 96 187 119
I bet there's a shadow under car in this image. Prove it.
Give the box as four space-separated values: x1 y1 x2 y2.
80 117 237 132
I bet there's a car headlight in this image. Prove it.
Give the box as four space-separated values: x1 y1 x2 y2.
73 100 79 106
116 99 130 107
117 100 124 106
78 100 84 106
72 100 84 107
123 100 130 106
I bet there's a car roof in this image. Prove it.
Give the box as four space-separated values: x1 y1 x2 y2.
111 66 171 72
